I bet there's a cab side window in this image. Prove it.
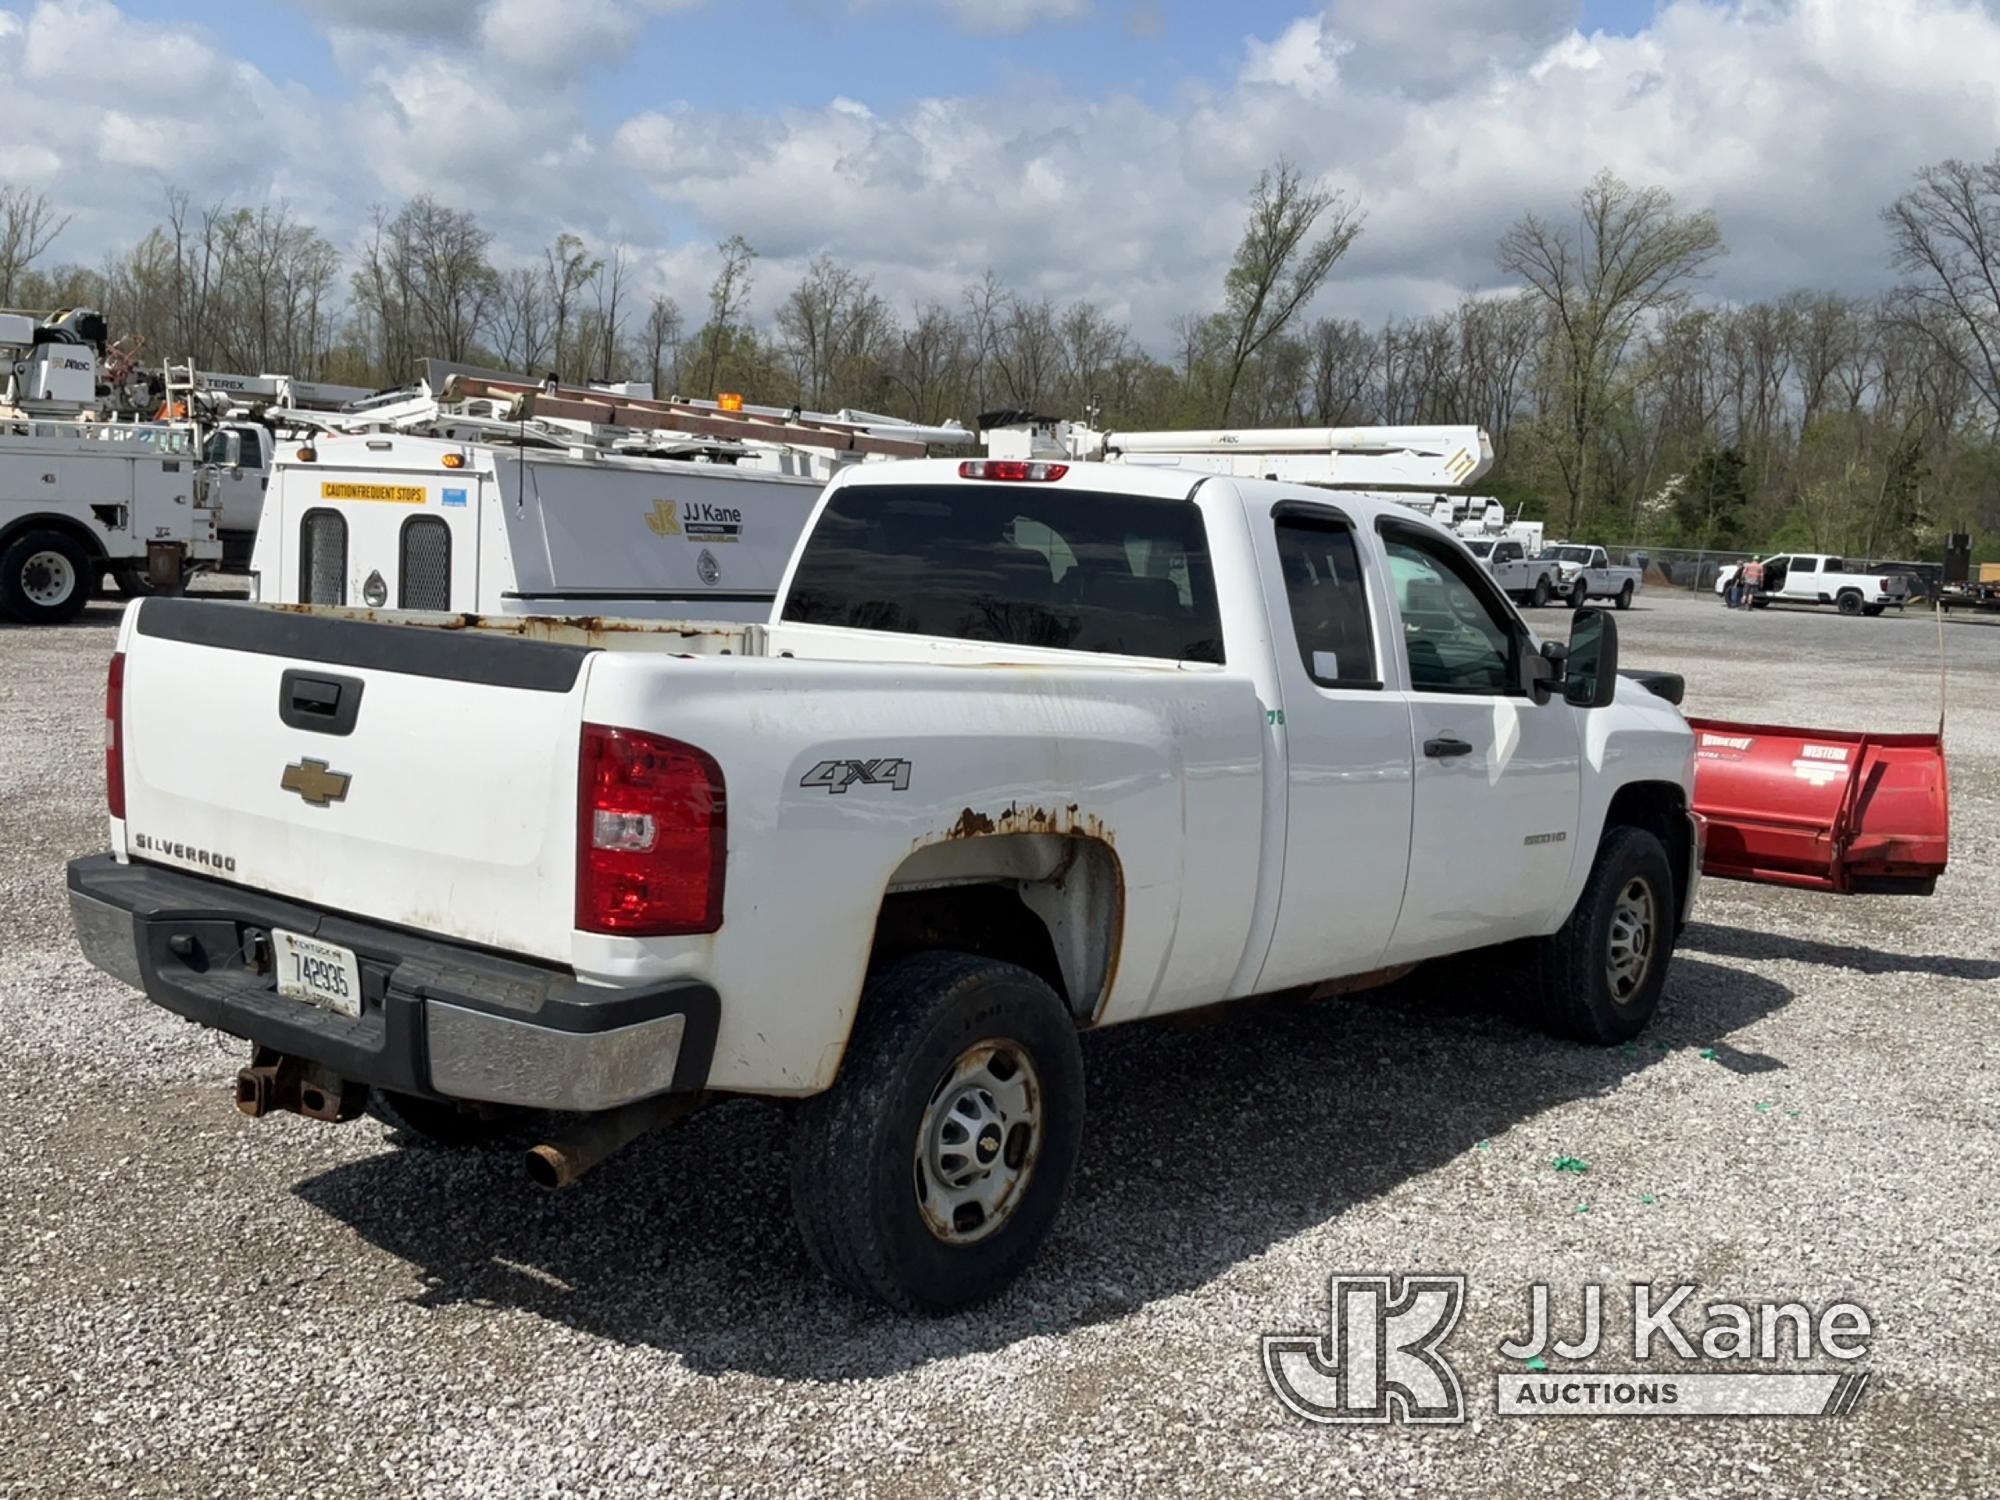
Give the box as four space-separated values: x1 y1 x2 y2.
1382 528 1519 695
1790 556 1819 574
1276 516 1379 688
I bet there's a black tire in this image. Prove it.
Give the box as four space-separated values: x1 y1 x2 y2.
1518 826 1676 1045
1837 590 1863 616
0 528 95 625
367 1090 540 1148
1532 575 1552 608
790 951 1084 1313
110 566 158 598
1862 603 1885 617
1568 577 1589 609
1616 580 1635 610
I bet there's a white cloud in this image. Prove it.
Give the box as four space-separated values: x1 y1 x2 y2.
10 0 2000 354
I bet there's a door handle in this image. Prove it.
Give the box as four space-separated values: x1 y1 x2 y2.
1424 735 1473 759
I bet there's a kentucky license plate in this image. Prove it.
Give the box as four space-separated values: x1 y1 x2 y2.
271 928 362 1018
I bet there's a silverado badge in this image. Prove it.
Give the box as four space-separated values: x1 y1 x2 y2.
281 758 352 808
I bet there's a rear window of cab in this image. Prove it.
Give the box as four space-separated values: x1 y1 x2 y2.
782 484 1224 664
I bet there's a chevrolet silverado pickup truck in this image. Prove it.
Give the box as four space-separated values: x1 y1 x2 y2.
70 455 1701 1312
1714 554 1910 616
1538 544 1645 609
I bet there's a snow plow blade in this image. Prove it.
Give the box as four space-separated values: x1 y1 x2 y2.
1689 719 1948 895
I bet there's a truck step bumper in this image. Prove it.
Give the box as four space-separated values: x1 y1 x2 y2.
66 854 718 1112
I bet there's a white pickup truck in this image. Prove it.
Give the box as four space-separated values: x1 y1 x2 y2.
1713 554 1910 616
70 457 1701 1312
1462 537 1566 607
1538 544 1644 609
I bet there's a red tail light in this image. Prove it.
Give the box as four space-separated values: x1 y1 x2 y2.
105 651 126 819
959 459 1068 481
576 724 725 935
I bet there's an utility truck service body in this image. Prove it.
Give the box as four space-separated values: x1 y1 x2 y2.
249 432 824 620
74 455 1705 1311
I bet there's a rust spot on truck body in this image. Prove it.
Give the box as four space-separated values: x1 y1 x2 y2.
262 602 743 644
941 802 1114 845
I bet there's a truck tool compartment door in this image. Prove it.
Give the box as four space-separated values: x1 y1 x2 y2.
277 469 480 612
1380 523 1582 961
1254 503 1416 987
118 598 588 962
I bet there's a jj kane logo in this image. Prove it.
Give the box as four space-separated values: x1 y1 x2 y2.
646 498 744 543
1265 1277 1874 1424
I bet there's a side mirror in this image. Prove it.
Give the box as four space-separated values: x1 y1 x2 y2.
1519 639 1563 705
1564 608 1619 708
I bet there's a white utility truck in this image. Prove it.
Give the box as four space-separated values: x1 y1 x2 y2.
1713 553 1910 616
71 451 1700 1312
1538 543 1645 609
1462 538 1567 606
0 312 222 621
248 369 970 619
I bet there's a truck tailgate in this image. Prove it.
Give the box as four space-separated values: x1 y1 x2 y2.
118 599 591 962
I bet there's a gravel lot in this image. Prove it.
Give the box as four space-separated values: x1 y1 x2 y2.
2 586 1995 1497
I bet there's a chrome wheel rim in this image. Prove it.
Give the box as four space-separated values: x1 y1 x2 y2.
1606 877 1656 1003
22 549 76 607
913 1039 1042 1245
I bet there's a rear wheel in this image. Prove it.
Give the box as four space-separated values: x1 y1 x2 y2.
1862 603 1885 617
1616 580 1635 610
367 1090 540 1148
1517 827 1676 1044
110 566 158 598
789 951 1084 1313
1837 590 1863 616
0 529 94 625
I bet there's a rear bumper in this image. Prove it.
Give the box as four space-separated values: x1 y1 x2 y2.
66 854 718 1112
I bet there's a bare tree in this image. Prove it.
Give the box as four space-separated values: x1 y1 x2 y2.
640 292 683 396
1884 153 2000 425
1216 160 1364 424
0 186 70 306
698 235 756 396
1498 169 1724 531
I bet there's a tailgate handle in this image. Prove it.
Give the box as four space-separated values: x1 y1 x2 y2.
279 669 364 737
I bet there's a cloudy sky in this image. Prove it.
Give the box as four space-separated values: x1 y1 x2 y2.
1 0 1997 346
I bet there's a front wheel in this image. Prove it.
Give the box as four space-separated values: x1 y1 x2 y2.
1616 581 1635 610
0 528 95 625
789 951 1084 1313
1519 827 1676 1044
1568 577 1589 609
1532 575 1552 608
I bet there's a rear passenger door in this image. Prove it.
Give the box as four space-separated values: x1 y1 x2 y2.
1379 522 1583 962
1253 502 1418 988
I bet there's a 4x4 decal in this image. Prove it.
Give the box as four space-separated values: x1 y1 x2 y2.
800 758 912 794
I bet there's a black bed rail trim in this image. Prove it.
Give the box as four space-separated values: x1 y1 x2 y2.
134 597 591 693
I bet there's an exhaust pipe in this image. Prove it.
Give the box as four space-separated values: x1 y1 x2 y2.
525 1091 706 1190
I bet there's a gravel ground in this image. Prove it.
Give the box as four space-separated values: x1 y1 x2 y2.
2 586 1995 1498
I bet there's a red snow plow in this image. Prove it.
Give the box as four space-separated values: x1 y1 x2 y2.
1688 719 1949 896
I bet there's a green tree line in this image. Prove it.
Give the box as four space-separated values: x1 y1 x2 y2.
5 155 2000 559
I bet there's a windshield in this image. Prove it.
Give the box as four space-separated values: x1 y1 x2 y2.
1542 545 1594 564
1462 540 1494 557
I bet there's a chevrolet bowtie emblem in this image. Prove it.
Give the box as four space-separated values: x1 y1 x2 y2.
281 758 351 807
